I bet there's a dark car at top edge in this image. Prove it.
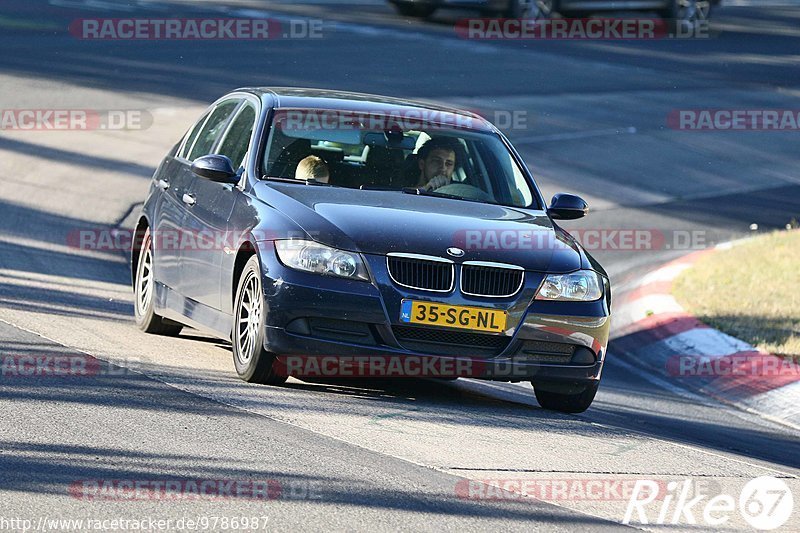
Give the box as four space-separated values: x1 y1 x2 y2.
389 0 718 29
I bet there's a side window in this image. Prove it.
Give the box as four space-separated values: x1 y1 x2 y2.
187 100 239 161
216 103 257 169
179 110 210 160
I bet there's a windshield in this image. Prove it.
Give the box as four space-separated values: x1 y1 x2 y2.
261 108 539 209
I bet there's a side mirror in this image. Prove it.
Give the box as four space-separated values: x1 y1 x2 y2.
191 154 239 184
547 193 588 220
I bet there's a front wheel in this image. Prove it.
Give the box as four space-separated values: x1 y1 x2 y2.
232 255 287 385
133 227 183 336
533 381 599 413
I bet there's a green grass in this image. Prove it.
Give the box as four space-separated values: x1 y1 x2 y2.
673 230 800 359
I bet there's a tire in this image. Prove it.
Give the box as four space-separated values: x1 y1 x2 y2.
393 2 436 18
133 227 183 336
232 255 287 385
663 0 712 35
533 381 599 414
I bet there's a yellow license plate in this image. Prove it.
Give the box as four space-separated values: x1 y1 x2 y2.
400 300 507 333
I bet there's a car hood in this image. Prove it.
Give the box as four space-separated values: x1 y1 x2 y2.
254 182 583 273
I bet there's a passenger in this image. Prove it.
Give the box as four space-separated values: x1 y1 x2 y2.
415 137 460 191
295 155 329 184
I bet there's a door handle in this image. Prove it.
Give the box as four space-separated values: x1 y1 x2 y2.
182 193 196 206
157 178 170 190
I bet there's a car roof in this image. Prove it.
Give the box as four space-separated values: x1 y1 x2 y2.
233 87 495 132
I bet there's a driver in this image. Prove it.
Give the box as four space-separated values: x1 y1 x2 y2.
415 137 460 191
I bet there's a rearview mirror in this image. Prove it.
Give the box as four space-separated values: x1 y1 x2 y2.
547 193 588 220
191 154 239 184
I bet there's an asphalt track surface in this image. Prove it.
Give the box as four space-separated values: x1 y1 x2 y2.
0 0 799 530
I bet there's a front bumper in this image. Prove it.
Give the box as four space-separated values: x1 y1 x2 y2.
256 241 610 384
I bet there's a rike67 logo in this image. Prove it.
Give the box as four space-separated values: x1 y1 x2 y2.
624 476 794 530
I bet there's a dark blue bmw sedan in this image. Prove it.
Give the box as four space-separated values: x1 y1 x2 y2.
132 88 611 413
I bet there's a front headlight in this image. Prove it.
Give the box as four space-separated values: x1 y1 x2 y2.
535 270 604 301
275 240 370 282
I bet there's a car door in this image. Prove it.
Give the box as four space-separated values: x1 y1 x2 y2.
180 97 258 311
168 98 241 302
152 108 211 293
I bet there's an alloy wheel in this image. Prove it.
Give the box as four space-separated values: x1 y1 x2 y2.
236 270 263 367
135 245 153 317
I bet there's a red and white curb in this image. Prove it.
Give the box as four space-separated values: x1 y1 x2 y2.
613 248 800 429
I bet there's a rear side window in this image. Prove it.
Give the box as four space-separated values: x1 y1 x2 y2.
187 100 239 161
216 103 257 169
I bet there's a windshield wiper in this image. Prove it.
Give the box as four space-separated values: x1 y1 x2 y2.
356 185 464 198
401 187 487 203
359 184 396 191
262 176 333 186
402 187 459 200
401 187 520 208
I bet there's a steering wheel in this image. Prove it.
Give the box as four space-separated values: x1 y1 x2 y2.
434 183 492 202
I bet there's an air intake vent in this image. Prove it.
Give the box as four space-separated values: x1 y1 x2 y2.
461 263 524 297
514 341 576 364
393 325 511 357
387 254 454 292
